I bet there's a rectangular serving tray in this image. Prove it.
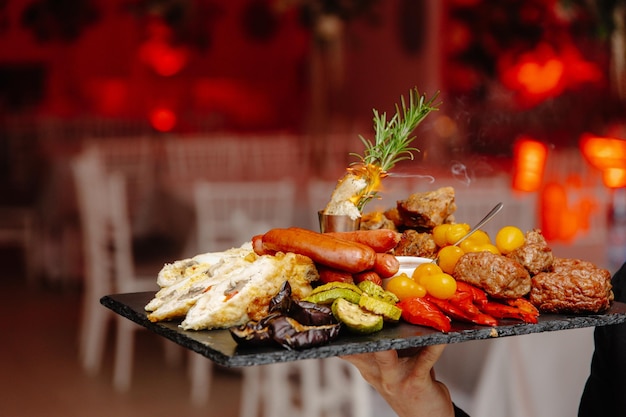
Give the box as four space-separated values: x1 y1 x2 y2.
101 292 626 367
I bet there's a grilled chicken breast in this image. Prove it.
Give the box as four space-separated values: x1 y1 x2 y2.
181 251 317 330
145 245 319 330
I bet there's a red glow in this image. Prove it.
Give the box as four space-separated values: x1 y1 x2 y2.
139 17 189 76
140 40 189 76
540 182 568 241
97 79 127 116
512 137 548 192
580 134 626 188
540 182 589 242
499 42 602 107
500 43 565 104
580 134 626 170
603 168 626 188
516 59 564 95
150 107 177 132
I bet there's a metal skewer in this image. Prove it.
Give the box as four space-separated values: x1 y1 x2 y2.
452 202 504 247
433 202 504 264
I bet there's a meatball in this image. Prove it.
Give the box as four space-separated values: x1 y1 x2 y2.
394 229 437 258
507 229 554 275
530 258 613 314
453 251 531 299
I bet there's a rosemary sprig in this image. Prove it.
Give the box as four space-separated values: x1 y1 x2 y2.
351 88 440 172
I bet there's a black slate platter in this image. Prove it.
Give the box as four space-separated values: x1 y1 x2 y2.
101 292 626 367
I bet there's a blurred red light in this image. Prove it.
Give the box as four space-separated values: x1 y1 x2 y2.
516 59 564 95
580 134 626 170
512 137 548 192
150 108 177 132
603 168 626 188
580 134 626 188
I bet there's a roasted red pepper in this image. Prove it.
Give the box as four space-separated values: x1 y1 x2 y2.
397 297 451 332
479 300 539 324
455 281 488 307
506 298 540 317
426 295 498 327
449 291 483 317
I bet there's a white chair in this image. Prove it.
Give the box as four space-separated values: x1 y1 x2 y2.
244 133 303 180
163 135 245 185
240 358 372 417
72 147 115 377
106 171 163 391
87 136 157 237
72 148 160 381
193 179 297 252
72 147 212 404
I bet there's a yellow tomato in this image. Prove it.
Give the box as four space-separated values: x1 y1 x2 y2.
465 230 491 245
385 274 427 301
445 223 471 246
424 273 457 299
475 243 501 255
459 239 482 254
495 226 525 254
437 245 465 274
432 224 452 247
411 262 443 285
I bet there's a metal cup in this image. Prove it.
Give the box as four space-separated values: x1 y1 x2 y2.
318 210 361 233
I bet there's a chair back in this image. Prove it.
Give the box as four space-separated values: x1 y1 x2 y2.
87 136 157 234
194 180 296 252
71 147 113 296
163 135 245 183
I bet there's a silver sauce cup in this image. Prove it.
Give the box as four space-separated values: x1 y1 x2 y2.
318 210 361 233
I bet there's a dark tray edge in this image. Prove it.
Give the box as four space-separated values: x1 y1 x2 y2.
101 292 626 367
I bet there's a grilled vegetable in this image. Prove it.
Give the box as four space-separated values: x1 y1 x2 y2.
358 293 402 322
229 313 281 347
310 281 363 296
357 280 400 305
230 281 340 349
303 287 362 305
289 299 337 326
331 297 384 334
270 316 341 350
397 297 451 332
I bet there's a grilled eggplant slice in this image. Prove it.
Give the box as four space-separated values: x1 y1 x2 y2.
269 316 341 350
229 313 281 346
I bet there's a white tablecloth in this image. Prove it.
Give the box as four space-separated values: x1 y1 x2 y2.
437 327 595 417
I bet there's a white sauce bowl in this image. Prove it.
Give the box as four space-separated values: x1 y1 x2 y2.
383 256 433 289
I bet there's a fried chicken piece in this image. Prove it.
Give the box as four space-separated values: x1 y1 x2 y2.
453 251 531 299
383 207 408 229
396 187 457 229
393 229 437 258
530 258 613 314
359 211 397 231
507 229 554 275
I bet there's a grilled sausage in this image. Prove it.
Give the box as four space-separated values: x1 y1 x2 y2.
325 229 401 253
372 253 400 278
261 228 376 273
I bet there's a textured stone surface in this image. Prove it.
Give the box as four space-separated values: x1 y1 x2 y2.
101 292 626 368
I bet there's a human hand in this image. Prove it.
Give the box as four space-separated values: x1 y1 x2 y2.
341 345 454 417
